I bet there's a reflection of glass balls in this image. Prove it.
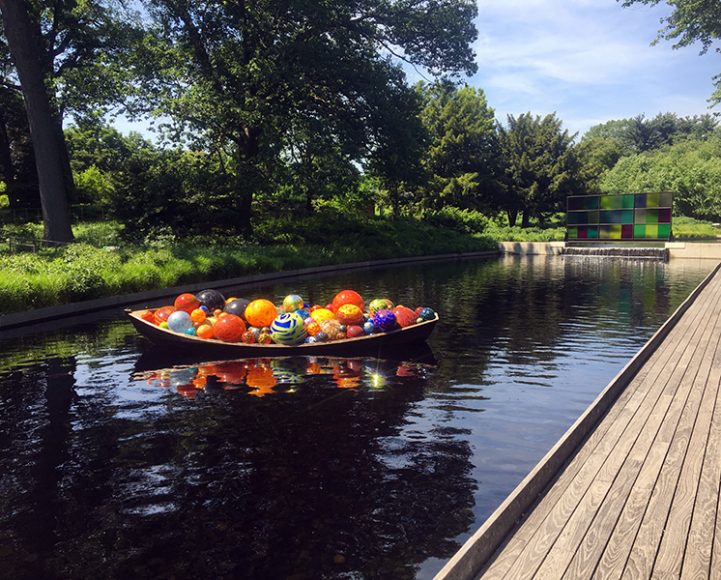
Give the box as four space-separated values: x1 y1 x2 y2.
372 309 397 331
196 289 226 312
270 313 307 345
167 310 193 334
282 294 305 313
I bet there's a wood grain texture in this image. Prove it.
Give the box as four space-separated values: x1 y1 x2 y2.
474 265 721 580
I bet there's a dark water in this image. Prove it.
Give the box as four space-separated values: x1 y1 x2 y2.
0 256 712 579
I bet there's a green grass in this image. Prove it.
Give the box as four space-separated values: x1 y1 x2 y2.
671 216 721 240
0 213 498 314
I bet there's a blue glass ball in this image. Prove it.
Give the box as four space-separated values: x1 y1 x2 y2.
167 310 193 333
418 307 436 321
372 309 397 331
363 321 375 334
315 331 328 342
270 312 307 345
304 336 317 344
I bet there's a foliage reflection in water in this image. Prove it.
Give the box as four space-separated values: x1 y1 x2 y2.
0 256 713 579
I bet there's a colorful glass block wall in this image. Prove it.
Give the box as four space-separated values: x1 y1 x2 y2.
566 192 673 241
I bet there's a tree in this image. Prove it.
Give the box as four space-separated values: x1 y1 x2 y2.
135 0 478 232
600 136 721 220
0 0 74 240
620 0 721 103
0 0 138 240
498 113 580 227
417 82 501 212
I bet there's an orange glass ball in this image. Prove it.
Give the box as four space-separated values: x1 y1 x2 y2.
190 308 207 324
331 289 364 313
196 323 215 340
310 308 335 323
336 303 364 325
245 299 278 328
213 314 246 342
174 293 200 313
153 305 176 325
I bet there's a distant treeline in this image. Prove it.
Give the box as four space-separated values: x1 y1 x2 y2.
1 1 720 243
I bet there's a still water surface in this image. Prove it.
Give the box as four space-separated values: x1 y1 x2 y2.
0 256 713 579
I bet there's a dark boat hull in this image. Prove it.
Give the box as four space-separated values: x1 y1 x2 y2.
127 309 438 356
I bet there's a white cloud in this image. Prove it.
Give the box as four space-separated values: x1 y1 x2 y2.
469 0 717 134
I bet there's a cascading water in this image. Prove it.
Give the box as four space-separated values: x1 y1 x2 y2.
562 246 669 261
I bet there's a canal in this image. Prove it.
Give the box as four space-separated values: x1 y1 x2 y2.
0 255 712 579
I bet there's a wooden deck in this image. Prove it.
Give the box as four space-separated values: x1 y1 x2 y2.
437 263 721 580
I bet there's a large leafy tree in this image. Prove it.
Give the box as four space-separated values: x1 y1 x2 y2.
621 0 721 102
135 0 478 232
0 0 136 241
417 81 501 213
498 113 580 227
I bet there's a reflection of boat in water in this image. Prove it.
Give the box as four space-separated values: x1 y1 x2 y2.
132 344 437 398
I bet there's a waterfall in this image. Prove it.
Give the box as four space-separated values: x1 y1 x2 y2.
561 246 668 261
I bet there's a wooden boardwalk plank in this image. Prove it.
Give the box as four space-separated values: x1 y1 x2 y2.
681 339 721 580
652 325 721 577
534 280 721 579
621 284 721 580
566 285 721 580
478 270 721 580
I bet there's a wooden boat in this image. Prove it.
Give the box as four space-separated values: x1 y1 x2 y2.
126 308 439 356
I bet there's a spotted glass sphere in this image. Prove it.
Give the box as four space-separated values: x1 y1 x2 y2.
319 319 344 341
417 307 437 321
270 312 307 345
368 298 394 317
282 294 305 313
372 309 397 332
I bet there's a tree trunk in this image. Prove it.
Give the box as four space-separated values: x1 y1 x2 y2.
0 107 14 187
507 208 518 227
521 209 530 228
0 0 74 242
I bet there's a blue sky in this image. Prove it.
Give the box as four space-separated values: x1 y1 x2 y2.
115 1 719 139
462 0 720 135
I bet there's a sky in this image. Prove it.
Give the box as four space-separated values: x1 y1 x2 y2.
114 0 720 139
462 0 720 135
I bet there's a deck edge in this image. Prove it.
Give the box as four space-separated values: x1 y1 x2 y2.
434 260 721 580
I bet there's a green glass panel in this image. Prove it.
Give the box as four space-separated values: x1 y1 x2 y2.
622 194 634 209
621 209 633 224
646 193 660 207
645 209 659 224
634 224 646 238
646 224 658 238
600 195 614 209
587 226 598 239
568 227 578 239
657 223 671 239
659 192 673 208
600 224 621 239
